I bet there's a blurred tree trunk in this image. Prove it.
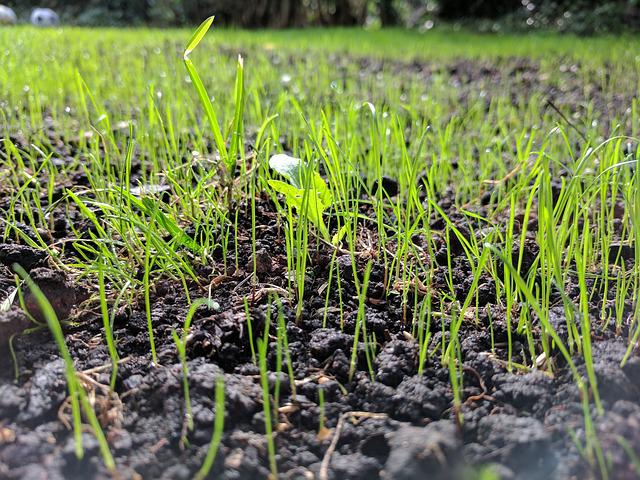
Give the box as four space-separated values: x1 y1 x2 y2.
379 0 399 26
246 0 304 28
318 0 367 26
438 0 520 19
333 0 360 25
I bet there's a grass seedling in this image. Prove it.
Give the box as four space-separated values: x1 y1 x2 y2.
2 23 639 480
275 296 297 401
617 437 640 476
417 287 433 376
443 247 491 365
183 16 245 212
267 300 283 410
172 298 220 437
318 386 326 435
349 261 373 381
97 261 119 390
448 329 464 427
257 313 278 478
13 265 115 472
194 376 226 480
143 232 157 365
486 245 577 378
274 195 310 323
244 298 257 364
621 148 640 366
321 249 347 330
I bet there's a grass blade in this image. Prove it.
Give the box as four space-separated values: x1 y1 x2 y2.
13 265 115 471
194 376 226 480
184 16 215 59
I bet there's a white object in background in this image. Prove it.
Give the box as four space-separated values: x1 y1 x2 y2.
0 5 17 25
30 8 59 26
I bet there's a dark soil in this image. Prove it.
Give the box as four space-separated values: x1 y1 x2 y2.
1 54 640 480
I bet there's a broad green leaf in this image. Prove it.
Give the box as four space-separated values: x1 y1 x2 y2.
269 154 332 204
312 172 332 205
268 180 304 209
268 179 330 240
268 154 333 241
269 154 303 189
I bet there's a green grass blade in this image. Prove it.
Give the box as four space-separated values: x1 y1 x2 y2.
183 16 228 164
227 55 245 172
14 265 116 471
12 265 85 460
194 376 226 480
184 16 215 59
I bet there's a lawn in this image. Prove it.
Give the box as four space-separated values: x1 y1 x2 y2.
1 24 640 479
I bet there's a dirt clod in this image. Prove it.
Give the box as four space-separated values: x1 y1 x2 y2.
0 244 47 271
22 268 77 322
382 421 463 480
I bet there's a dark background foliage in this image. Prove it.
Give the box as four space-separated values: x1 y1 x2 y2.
6 0 640 33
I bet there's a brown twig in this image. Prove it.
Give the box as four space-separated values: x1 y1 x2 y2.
81 356 131 375
544 99 588 142
319 411 387 480
462 365 496 405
